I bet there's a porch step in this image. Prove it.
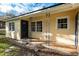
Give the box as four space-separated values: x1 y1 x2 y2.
42 44 78 56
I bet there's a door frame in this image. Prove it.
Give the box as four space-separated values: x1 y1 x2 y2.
21 20 28 39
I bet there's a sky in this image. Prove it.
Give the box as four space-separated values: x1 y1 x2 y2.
0 3 57 16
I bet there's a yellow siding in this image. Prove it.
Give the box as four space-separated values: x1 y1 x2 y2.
29 9 77 45
6 20 21 40
6 8 78 46
50 9 76 45
29 14 48 40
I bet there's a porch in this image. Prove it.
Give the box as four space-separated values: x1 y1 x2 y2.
6 38 78 56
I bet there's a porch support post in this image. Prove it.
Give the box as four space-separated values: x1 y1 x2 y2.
45 8 51 45
29 17 32 38
75 12 78 48
75 8 79 49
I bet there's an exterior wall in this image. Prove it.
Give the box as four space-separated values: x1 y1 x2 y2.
19 16 30 38
6 20 21 40
6 7 78 46
50 9 76 46
29 9 77 46
6 16 30 40
29 15 47 40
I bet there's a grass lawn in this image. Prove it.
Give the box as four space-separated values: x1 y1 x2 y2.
0 38 11 56
0 36 21 56
0 30 21 56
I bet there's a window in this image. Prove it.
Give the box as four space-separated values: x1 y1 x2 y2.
37 21 42 32
31 22 35 32
11 22 15 31
0 21 5 29
57 18 68 29
31 21 42 32
9 23 11 31
9 22 15 31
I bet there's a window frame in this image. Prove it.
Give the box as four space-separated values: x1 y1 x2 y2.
9 22 15 31
31 21 42 32
31 22 36 32
11 22 15 31
37 21 42 32
56 16 69 30
9 22 11 31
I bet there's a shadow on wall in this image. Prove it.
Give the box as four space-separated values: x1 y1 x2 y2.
56 34 75 45
9 32 20 40
42 32 75 45
8 31 75 46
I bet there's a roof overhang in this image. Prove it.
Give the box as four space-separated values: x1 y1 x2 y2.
7 3 79 21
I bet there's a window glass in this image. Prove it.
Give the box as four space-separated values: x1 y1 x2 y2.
9 22 15 31
31 22 35 32
37 21 42 32
11 22 15 31
58 18 67 29
9 23 11 31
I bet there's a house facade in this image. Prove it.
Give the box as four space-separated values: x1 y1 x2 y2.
6 3 79 48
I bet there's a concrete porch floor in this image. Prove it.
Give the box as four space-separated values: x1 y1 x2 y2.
42 44 77 55
7 38 78 56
